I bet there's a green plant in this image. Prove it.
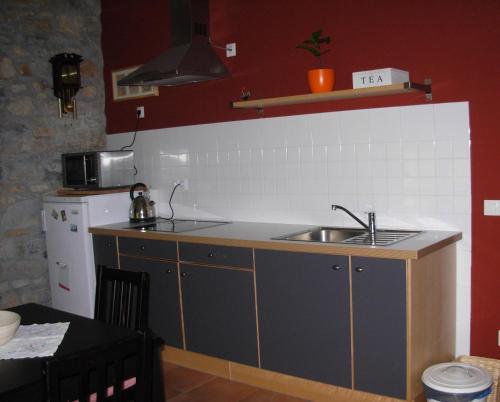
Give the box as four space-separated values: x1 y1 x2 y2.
296 29 331 58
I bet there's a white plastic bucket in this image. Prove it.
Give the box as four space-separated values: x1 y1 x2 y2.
422 363 493 402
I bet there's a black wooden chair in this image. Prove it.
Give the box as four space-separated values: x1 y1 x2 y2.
94 265 149 332
94 266 164 402
43 334 142 402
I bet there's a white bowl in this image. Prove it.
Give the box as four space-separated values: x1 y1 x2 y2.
0 311 21 346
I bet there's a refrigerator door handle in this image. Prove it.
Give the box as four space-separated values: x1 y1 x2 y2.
41 209 47 233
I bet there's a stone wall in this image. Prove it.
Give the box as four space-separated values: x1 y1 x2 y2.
0 0 105 308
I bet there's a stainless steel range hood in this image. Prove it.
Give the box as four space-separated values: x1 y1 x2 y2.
118 0 230 87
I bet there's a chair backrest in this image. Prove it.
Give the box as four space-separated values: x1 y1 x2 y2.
43 334 142 402
94 266 150 332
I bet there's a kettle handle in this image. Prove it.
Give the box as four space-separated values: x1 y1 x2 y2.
130 182 148 200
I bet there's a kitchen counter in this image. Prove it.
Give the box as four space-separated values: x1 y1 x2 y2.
89 219 459 401
89 220 461 260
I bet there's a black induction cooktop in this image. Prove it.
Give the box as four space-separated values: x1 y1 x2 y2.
129 219 230 233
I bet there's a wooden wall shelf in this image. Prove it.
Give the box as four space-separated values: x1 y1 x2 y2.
232 81 432 111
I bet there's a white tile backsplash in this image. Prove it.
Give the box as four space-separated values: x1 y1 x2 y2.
340 109 372 144
436 140 454 158
434 102 470 140
401 104 435 141
369 107 402 141
107 101 471 355
386 141 403 159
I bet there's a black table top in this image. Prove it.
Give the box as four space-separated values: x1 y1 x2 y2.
0 303 138 402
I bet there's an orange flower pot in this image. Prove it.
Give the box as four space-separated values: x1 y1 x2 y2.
308 68 335 93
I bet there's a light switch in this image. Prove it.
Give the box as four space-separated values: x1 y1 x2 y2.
226 43 236 57
484 200 500 216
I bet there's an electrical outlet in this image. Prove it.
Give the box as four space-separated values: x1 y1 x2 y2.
173 179 189 190
136 106 145 118
226 43 236 57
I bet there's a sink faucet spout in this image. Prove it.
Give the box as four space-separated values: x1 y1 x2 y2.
331 205 376 240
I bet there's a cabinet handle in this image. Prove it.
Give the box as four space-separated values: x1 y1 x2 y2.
180 272 187 277
332 265 341 271
355 267 364 273
106 241 113 247
207 251 215 258
139 245 145 251
165 269 173 274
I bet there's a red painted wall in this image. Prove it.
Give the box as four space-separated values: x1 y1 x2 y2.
101 0 500 358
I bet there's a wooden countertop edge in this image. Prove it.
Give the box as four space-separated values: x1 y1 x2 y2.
412 232 462 259
89 227 462 260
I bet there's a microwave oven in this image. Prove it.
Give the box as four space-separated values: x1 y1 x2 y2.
61 151 135 189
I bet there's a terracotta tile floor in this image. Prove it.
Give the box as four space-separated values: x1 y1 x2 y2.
162 361 310 402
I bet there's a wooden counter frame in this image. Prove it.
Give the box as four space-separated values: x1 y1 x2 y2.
161 243 457 402
407 244 456 399
163 346 416 402
90 226 462 260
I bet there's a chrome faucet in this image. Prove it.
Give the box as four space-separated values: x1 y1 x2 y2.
331 205 377 243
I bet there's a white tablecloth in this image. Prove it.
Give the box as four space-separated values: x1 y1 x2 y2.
0 322 69 359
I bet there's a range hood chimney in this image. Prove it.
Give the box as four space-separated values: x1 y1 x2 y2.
118 0 230 87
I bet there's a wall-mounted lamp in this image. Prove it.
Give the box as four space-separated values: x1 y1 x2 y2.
49 53 83 119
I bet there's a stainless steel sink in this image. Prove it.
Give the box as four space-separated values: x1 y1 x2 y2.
274 227 366 243
342 229 421 246
273 227 421 246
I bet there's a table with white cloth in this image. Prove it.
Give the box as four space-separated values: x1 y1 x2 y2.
0 303 138 402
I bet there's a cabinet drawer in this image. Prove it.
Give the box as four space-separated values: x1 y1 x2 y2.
118 237 177 260
93 235 118 268
179 242 253 268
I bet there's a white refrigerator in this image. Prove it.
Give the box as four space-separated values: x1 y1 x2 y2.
42 192 131 318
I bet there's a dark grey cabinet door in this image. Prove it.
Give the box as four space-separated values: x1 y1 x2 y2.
351 257 406 399
120 256 183 348
255 250 351 387
180 263 258 367
92 235 118 268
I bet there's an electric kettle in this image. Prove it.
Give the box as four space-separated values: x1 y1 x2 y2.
129 183 156 222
